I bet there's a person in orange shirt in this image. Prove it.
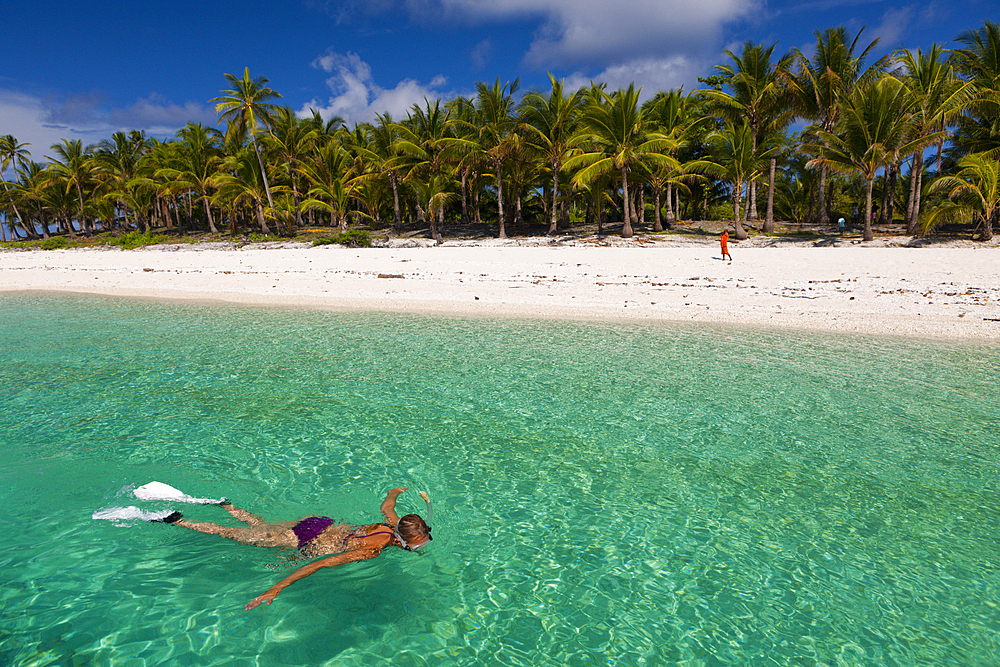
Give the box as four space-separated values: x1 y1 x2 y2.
720 230 732 261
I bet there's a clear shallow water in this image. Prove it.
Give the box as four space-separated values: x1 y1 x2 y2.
2 292 998 667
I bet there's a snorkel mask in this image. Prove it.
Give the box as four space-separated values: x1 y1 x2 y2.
394 490 433 551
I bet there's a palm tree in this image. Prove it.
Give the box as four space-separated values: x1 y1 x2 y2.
92 130 150 231
705 41 794 227
643 89 706 230
393 99 471 241
471 78 521 238
926 152 999 240
894 45 973 234
300 143 365 232
790 27 889 226
519 75 584 235
699 121 781 238
0 135 31 241
266 108 317 230
952 21 1000 156
408 174 457 243
304 109 346 140
214 149 276 235
211 68 283 210
806 77 925 241
359 113 405 231
45 139 94 237
17 161 52 238
157 123 224 233
567 84 678 238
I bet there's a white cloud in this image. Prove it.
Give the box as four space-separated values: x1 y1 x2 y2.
0 88 216 172
470 39 493 69
300 50 458 126
109 94 217 132
871 5 915 47
430 0 760 68
0 90 98 169
563 55 703 98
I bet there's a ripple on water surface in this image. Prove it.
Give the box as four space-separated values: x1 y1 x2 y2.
1 293 998 666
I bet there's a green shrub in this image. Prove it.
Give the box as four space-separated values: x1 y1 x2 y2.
247 233 283 243
107 231 171 250
40 237 70 250
312 230 372 247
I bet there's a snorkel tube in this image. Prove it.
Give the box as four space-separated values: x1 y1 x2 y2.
393 489 433 551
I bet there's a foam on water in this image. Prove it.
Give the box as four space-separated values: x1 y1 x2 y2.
1 292 998 667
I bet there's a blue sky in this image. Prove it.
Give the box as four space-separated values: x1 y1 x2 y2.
0 0 992 164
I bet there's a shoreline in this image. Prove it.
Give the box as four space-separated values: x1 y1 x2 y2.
1 240 999 341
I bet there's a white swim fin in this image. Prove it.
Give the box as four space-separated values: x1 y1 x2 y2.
133 481 226 505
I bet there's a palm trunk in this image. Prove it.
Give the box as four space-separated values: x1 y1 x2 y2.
664 182 675 227
495 157 506 239
71 182 86 238
548 159 560 235
818 164 829 226
1 181 24 237
391 173 401 232
878 170 890 225
905 151 920 234
764 158 776 233
251 136 274 209
653 186 663 232
256 201 272 235
733 180 748 240
885 166 898 226
747 125 759 221
863 178 874 242
620 167 633 238
459 171 468 227
203 194 218 234
913 167 924 234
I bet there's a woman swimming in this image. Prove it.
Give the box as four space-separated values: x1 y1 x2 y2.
159 487 432 610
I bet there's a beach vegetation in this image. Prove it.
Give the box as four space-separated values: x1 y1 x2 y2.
2 20 998 245
312 230 372 247
107 230 173 249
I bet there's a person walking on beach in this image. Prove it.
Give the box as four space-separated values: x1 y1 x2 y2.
720 230 732 261
156 487 432 610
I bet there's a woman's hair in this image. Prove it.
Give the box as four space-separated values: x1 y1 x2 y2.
396 513 430 542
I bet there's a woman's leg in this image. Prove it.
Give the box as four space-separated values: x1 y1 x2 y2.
174 518 298 549
221 503 268 526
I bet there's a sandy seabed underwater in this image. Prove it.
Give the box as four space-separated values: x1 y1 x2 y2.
2 292 999 666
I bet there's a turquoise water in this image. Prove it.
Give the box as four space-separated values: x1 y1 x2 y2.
2 292 999 666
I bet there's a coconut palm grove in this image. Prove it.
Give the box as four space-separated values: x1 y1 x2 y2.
1 22 999 247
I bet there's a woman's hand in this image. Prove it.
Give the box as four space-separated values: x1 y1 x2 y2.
387 487 408 496
245 588 279 611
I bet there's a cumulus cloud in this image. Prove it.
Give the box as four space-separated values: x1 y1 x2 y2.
300 50 457 125
0 88 216 171
563 55 705 98
0 90 76 168
422 0 760 68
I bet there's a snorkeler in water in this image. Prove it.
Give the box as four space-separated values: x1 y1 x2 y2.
156 487 432 610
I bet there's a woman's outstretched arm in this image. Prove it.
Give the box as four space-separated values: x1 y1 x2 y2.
245 548 381 610
380 486 408 525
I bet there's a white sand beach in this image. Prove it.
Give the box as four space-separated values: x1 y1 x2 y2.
1 236 998 340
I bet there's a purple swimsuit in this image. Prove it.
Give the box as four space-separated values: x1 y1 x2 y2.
292 516 334 550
